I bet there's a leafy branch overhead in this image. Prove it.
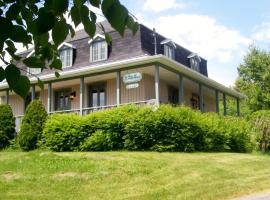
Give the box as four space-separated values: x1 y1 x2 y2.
0 0 138 99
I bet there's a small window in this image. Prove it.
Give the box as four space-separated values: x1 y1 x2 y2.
27 67 41 75
90 40 108 63
0 96 6 104
164 44 175 60
190 58 200 72
59 48 73 68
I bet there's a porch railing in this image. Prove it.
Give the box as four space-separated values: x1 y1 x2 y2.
15 99 157 132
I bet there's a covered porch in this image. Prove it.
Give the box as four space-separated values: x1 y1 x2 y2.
0 55 244 131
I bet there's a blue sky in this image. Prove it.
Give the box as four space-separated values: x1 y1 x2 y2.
121 0 270 86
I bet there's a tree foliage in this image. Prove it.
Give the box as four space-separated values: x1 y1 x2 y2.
236 46 270 112
0 0 138 99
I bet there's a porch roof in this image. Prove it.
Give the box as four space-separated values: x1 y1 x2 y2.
0 55 245 99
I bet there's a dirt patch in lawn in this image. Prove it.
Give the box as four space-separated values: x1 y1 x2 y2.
2 171 22 181
53 172 89 180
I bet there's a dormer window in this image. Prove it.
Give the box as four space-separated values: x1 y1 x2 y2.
28 67 41 75
188 53 201 72
89 34 108 63
58 42 74 68
161 39 176 60
26 51 42 75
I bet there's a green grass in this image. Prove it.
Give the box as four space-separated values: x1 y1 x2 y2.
1 152 270 200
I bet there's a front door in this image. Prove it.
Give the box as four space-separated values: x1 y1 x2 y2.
89 83 106 107
54 89 71 111
168 85 179 104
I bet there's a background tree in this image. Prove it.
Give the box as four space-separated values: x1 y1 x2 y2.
0 0 138 99
235 46 270 112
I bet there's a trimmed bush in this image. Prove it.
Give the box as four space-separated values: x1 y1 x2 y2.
41 114 86 151
18 100 47 151
0 104 15 149
80 130 112 151
41 105 253 153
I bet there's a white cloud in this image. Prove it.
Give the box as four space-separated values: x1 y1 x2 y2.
252 22 270 41
143 0 188 12
141 14 250 64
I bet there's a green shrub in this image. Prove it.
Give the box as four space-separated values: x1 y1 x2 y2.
0 104 15 149
80 130 112 151
41 114 86 151
249 110 270 152
41 105 253 153
83 105 139 150
18 100 47 151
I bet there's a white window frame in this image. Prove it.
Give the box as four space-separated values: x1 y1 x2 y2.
89 34 108 63
59 47 73 68
27 67 42 75
164 44 175 60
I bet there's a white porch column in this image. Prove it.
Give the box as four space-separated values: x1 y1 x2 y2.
223 93 227 116
80 77 84 115
199 83 204 112
236 98 240 116
116 71 121 105
215 90 219 114
5 90 9 104
155 65 160 105
31 85 35 101
47 82 52 113
178 74 184 105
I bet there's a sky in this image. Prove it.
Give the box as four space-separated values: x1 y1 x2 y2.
120 0 270 86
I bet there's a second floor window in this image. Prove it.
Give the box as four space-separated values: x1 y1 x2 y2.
164 44 175 60
59 48 73 68
190 58 200 72
90 40 108 63
28 67 41 75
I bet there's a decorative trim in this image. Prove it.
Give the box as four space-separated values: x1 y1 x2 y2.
160 39 176 48
57 42 75 50
88 34 106 44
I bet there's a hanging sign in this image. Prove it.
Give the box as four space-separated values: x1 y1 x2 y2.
123 72 142 84
126 83 139 89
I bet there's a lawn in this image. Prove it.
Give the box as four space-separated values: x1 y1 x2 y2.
1 152 270 200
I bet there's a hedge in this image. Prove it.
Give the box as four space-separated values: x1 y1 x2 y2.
41 105 253 152
0 104 15 149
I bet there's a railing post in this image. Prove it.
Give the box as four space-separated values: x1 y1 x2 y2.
116 71 121 105
80 77 84 115
199 83 204 112
178 74 184 105
47 82 52 113
31 85 35 101
155 65 160 106
236 98 240 116
223 93 227 116
5 90 9 104
215 90 219 114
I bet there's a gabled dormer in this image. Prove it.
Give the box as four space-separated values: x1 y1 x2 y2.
26 50 42 75
58 42 75 68
161 39 176 60
188 53 201 72
88 34 108 63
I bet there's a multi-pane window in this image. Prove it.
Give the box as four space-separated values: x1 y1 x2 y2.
90 40 108 63
0 96 6 104
164 44 175 60
28 67 41 75
59 48 73 68
54 89 71 111
190 58 200 72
